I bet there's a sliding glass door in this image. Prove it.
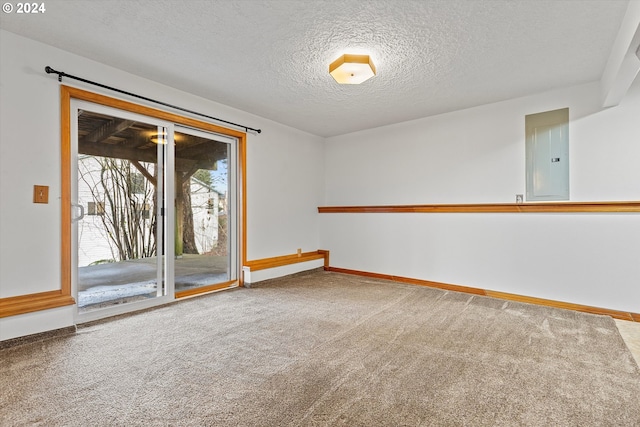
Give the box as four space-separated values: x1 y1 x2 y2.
71 100 238 321
72 103 170 317
173 127 237 296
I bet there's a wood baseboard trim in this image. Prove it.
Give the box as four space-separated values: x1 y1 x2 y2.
325 267 486 296
324 266 639 322
244 250 330 272
0 291 76 318
484 290 637 322
318 201 640 214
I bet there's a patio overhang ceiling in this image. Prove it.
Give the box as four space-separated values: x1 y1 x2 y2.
77 111 226 172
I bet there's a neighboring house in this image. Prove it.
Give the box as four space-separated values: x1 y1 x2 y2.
77 155 223 267
190 176 223 255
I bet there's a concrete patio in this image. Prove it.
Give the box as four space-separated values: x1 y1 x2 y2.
78 254 228 310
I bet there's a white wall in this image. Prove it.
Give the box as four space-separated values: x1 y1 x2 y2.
0 30 324 340
246 122 324 259
321 79 640 313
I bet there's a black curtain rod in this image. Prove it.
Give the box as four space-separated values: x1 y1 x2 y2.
45 66 262 134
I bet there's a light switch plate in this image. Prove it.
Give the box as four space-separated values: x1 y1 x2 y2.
33 185 49 204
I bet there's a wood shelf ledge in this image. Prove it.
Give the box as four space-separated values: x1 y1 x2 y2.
318 201 640 214
0 291 76 318
244 250 329 272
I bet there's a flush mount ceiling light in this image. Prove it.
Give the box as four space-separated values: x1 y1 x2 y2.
329 54 376 84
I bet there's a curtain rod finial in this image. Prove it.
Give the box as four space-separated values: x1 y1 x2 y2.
45 66 62 81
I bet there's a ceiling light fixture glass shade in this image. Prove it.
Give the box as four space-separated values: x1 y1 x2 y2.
329 54 376 84
149 130 168 145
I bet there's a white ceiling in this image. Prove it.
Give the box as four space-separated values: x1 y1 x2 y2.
0 0 630 137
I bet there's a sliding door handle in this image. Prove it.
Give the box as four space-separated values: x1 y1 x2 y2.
72 203 85 222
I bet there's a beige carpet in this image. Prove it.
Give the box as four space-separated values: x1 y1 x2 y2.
1 270 639 426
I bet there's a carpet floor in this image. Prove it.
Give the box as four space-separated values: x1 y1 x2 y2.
1 270 639 426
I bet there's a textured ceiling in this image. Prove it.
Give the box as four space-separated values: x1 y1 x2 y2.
0 0 630 137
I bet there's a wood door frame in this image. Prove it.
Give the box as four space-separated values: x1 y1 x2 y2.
0 85 247 318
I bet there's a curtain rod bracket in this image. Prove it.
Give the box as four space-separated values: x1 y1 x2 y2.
44 66 262 134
